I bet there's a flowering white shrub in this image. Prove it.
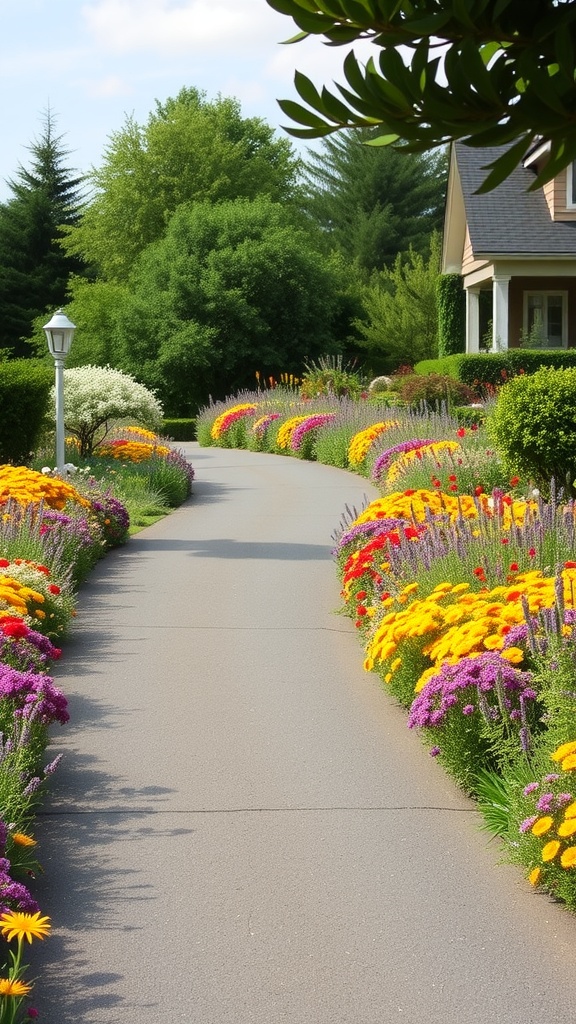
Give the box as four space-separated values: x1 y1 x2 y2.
50 365 163 456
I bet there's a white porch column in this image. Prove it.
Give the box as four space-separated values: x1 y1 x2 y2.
465 288 480 353
492 275 510 351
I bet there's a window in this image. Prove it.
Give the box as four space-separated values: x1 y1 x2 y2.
567 161 576 208
524 292 567 348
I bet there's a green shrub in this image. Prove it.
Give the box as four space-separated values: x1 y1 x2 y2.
392 373 478 409
162 418 196 441
488 366 576 485
300 355 365 399
0 360 53 463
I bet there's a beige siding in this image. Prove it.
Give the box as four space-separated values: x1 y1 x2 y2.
462 226 490 276
551 167 576 220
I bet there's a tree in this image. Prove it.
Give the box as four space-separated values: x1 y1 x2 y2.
302 129 446 272
64 198 354 414
266 0 576 190
353 231 442 370
0 108 85 356
62 87 300 282
53 365 163 456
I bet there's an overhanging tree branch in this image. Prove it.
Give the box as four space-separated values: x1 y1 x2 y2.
266 0 576 189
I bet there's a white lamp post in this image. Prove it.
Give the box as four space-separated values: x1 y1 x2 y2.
43 309 76 475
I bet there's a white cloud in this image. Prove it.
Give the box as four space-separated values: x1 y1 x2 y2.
81 0 286 55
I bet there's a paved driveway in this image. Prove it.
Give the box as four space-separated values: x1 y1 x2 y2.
32 445 576 1022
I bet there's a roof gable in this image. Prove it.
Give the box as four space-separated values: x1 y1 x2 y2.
452 143 576 258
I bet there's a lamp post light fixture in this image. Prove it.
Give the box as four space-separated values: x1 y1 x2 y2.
43 309 76 476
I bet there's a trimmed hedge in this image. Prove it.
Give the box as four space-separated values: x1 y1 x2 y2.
162 418 196 441
415 349 576 386
0 360 53 463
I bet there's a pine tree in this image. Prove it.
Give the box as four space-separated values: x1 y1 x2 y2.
0 108 85 356
301 131 447 275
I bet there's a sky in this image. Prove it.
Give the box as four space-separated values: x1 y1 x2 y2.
0 0 375 201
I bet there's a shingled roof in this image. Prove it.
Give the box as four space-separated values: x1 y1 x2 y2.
455 142 576 257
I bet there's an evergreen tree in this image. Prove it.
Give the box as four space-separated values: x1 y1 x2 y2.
0 108 85 356
301 131 447 274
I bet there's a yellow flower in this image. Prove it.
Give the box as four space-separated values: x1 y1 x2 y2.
0 911 51 943
541 840 561 862
560 846 576 869
563 801 576 819
528 866 542 886
11 833 36 848
531 816 554 837
551 741 576 762
558 819 576 838
562 754 576 772
0 977 31 996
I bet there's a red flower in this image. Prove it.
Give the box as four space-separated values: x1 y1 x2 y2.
48 584 61 595
474 486 483 496
0 559 9 568
473 567 486 578
356 590 367 600
509 476 520 486
509 563 519 572
457 428 466 438
0 618 29 638
501 537 509 545
471 424 479 431
449 485 458 492
357 606 367 616
381 592 390 601
564 562 576 570
528 547 536 558
448 474 457 482
36 565 50 575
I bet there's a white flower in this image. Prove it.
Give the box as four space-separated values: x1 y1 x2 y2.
532 488 540 497
63 463 77 474
41 467 53 475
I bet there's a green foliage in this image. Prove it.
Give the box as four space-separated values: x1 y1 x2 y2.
162 419 196 441
354 232 442 369
68 198 349 415
62 87 300 283
0 108 85 356
301 130 446 272
266 0 576 190
392 373 477 410
0 360 53 462
437 274 465 357
487 366 576 485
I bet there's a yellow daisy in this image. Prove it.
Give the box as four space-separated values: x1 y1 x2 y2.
0 911 51 943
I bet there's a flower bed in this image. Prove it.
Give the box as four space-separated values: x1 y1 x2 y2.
0 426 194 1018
197 390 576 909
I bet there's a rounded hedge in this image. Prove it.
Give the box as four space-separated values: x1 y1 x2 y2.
488 366 576 485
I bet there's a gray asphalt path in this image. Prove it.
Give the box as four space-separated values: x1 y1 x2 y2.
31 444 576 1023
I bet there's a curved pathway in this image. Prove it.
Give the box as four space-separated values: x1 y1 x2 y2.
33 445 576 1022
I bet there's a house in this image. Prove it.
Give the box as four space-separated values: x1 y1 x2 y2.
442 141 576 352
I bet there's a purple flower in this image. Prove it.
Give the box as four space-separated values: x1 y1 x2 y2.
371 439 435 482
523 782 539 796
290 414 336 451
536 793 554 812
519 816 538 833
462 704 475 715
557 793 573 807
544 774 561 783
429 746 441 757
408 652 534 734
